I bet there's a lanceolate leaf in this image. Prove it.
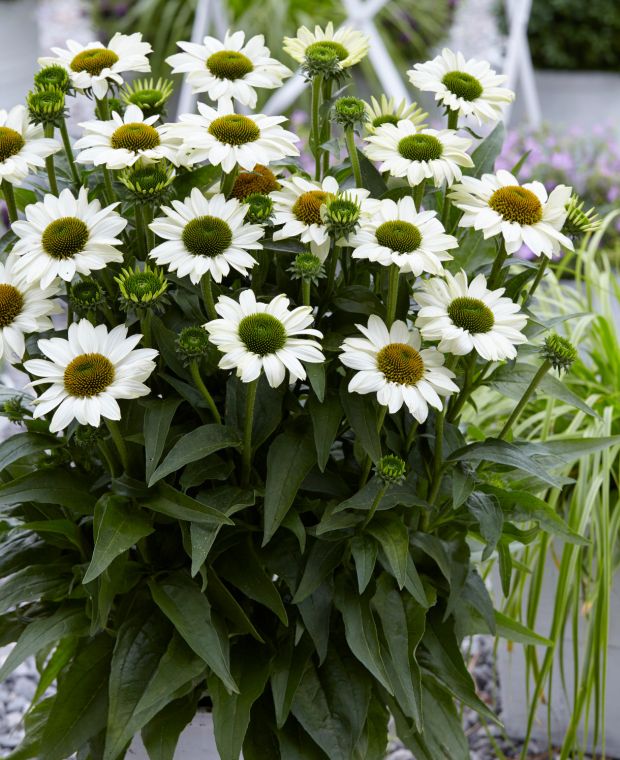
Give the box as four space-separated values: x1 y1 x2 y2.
83 494 154 583
0 565 72 615
366 515 409 589
143 397 183 481
143 482 235 524
339 387 382 464
263 431 316 544
0 432 62 472
0 469 95 512
148 424 241 486
309 393 342 471
140 692 198 760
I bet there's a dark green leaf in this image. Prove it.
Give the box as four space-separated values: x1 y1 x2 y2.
263 431 316 544
309 393 342 471
293 540 344 603
357 150 387 197
0 432 61 471
143 398 182 481
84 495 154 583
140 693 198 760
339 387 381 463
306 362 325 403
495 610 552 646
0 469 95 512
271 635 314 728
465 122 505 178
0 565 71 614
350 535 377 594
466 492 503 560
366 515 408 589
142 482 235 524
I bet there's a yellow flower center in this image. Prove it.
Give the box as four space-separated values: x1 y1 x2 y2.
447 297 495 333
292 190 332 226
377 342 424 385
111 123 161 152
0 127 25 162
70 48 119 76
64 352 115 397
208 115 260 146
488 185 543 226
42 217 89 259
206 50 254 80
0 284 24 328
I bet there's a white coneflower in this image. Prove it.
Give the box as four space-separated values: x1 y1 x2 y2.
271 175 369 261
204 290 324 388
0 254 61 365
408 48 514 125
166 30 291 109
149 189 263 285
74 105 180 170
164 102 299 173
450 170 574 258
415 270 528 361
0 105 60 186
283 23 369 69
11 187 126 288
38 33 152 99
349 196 457 275
364 120 472 187
340 315 457 422
364 95 428 135
24 320 158 433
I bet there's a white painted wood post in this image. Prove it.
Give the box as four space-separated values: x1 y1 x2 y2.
503 0 541 127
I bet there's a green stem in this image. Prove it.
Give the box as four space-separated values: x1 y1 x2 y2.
320 78 333 178
1 180 18 224
359 406 387 487
405 420 419 453
302 278 311 307
362 484 388 529
241 378 258 487
102 167 115 204
345 127 363 187
447 109 459 130
66 281 73 329
143 204 155 251
134 204 147 259
427 405 447 505
140 310 152 348
59 118 81 188
96 96 110 120
413 179 426 211
105 419 130 473
190 360 222 424
498 359 551 440
44 124 58 195
522 256 549 307
201 272 217 321
386 264 400 326
325 240 340 296
311 75 323 181
220 166 239 199
488 240 508 288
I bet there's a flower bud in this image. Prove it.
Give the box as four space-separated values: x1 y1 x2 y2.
322 193 362 239
34 65 71 94
288 252 325 284
27 88 67 127
177 325 212 365
244 193 274 225
562 194 601 238
541 332 577 373
376 454 407 485
115 264 169 312
332 96 367 130
69 278 106 316
120 77 174 119
118 162 176 204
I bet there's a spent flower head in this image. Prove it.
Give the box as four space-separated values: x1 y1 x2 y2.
231 164 280 200
120 77 174 118
541 332 577 373
115 264 169 312
376 454 407 485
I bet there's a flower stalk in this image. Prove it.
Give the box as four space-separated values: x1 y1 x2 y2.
241 378 258 487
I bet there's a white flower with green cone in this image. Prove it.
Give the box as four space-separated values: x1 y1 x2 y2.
283 23 369 69
0 105 60 186
166 30 291 108
24 320 158 433
407 48 514 125
415 270 528 361
364 95 428 135
340 316 458 422
11 187 127 288
364 120 473 187
149 189 264 285
0 254 61 365
450 170 574 258
38 33 152 99
205 290 324 388
349 196 458 275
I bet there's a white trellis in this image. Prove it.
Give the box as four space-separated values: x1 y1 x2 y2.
176 0 541 126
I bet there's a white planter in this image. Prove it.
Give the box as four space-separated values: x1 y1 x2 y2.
0 0 39 109
495 565 620 755
127 711 224 760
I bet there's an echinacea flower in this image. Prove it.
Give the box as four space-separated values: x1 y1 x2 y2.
364 95 428 135
283 23 369 69
408 48 514 124
271 175 369 261
0 254 61 365
349 196 457 275
11 187 127 288
149 189 263 284
74 104 181 169
38 33 152 99
449 170 574 257
0 105 60 186
364 120 473 187
205 290 324 388
340 315 457 422
24 320 158 432
166 30 291 109
165 102 299 173
415 270 528 360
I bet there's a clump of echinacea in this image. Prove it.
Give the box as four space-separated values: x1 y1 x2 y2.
38 33 152 99
450 170 574 258
408 47 514 125
166 30 291 109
